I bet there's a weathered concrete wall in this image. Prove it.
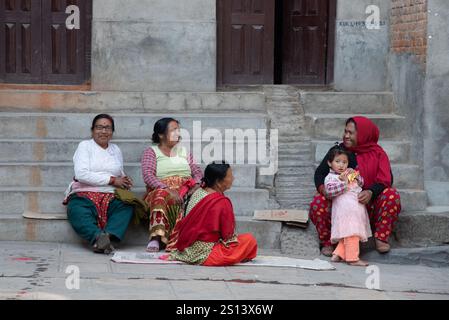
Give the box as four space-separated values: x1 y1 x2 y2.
388 0 427 205
423 0 449 206
334 0 391 91
388 54 425 167
91 0 216 92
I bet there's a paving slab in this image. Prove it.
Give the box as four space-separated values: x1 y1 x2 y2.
0 241 448 300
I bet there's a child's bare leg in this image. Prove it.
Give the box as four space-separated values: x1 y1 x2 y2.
331 240 345 262
344 236 367 266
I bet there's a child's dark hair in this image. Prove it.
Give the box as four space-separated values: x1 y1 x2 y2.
201 161 230 188
328 143 350 162
152 117 179 143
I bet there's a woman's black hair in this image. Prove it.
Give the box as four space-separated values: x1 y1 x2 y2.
328 143 351 162
201 161 230 188
91 114 115 132
345 117 357 128
152 117 179 143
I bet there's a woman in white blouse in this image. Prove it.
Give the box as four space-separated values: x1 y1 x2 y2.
64 114 134 253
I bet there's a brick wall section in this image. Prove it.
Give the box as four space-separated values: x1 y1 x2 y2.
390 0 428 67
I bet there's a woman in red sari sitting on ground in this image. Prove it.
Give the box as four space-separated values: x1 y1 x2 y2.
164 162 258 266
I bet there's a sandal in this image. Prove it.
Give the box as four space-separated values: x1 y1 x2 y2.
146 239 160 252
320 245 334 257
375 239 390 254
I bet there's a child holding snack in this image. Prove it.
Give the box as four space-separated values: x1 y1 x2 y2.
324 146 372 266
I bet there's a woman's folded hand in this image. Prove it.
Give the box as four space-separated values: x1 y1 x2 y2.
113 176 133 190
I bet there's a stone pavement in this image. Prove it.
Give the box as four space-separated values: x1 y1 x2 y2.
0 241 448 300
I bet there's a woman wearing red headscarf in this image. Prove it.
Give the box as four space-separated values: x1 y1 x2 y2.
309 116 401 256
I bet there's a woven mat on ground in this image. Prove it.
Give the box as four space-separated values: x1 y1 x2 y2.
110 251 335 271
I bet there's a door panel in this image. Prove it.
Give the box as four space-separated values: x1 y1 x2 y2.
220 0 275 85
42 0 88 84
0 0 42 83
282 0 328 84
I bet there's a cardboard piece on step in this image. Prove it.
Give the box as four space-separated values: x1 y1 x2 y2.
253 209 309 228
23 211 67 220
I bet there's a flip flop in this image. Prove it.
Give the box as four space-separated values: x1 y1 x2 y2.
146 239 160 252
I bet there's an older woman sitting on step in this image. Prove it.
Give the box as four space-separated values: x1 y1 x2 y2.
141 118 203 252
64 114 134 254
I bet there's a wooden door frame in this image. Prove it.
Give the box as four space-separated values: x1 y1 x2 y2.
217 0 337 87
326 0 336 85
216 0 224 87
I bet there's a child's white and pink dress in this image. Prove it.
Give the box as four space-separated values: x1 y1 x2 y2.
325 171 372 244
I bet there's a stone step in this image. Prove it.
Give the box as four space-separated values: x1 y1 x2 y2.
306 113 408 140
0 163 256 188
361 245 449 268
398 189 427 211
280 225 320 257
275 187 316 194
392 164 424 189
269 109 302 116
0 139 272 163
394 208 449 247
273 189 425 212
278 135 311 143
425 181 449 207
0 187 270 217
268 101 300 108
301 91 395 114
312 140 412 164
275 175 316 184
279 208 449 261
278 154 312 162
0 90 266 113
276 167 316 176
0 112 267 139
278 160 314 168
278 141 312 150
0 215 281 249
311 163 424 190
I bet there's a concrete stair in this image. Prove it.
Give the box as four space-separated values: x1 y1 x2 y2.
0 215 282 249
265 86 316 213
0 90 279 247
306 113 408 140
0 88 445 256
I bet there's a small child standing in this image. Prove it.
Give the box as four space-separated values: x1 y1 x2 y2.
324 146 372 266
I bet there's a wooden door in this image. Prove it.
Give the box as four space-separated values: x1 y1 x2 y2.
282 0 329 84
42 0 91 84
218 0 275 85
0 0 42 83
0 0 91 84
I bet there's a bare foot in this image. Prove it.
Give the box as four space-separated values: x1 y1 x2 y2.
146 239 160 252
331 254 342 262
348 260 369 267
